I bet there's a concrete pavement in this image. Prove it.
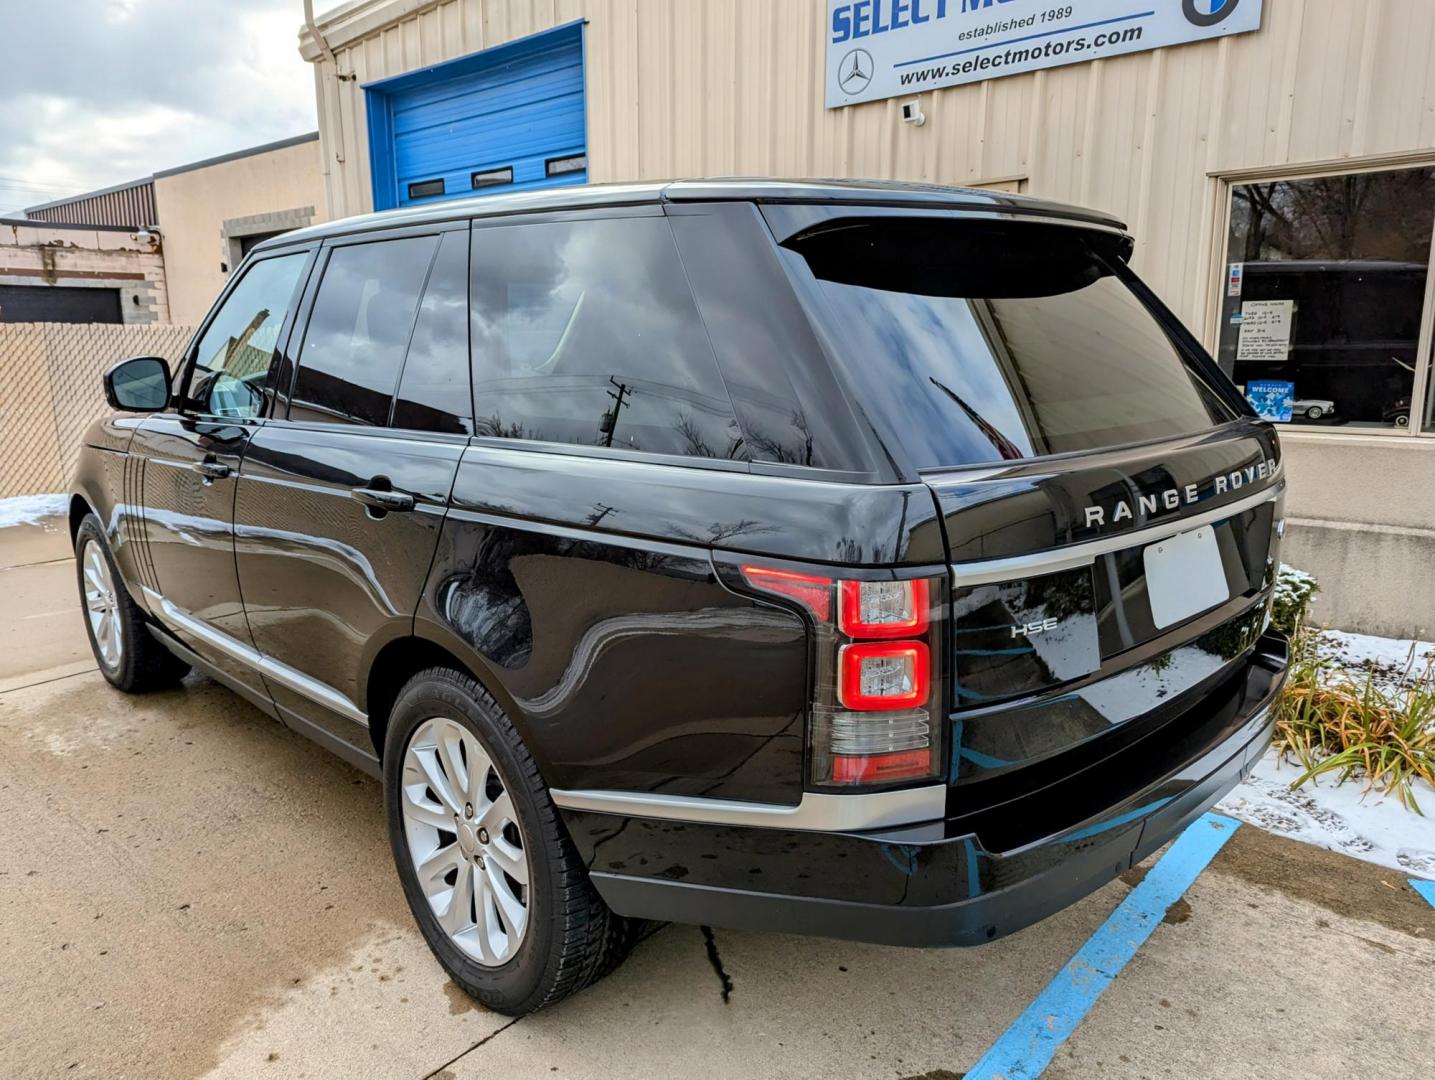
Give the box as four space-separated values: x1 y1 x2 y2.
1 515 1432 1079
0 517 93 691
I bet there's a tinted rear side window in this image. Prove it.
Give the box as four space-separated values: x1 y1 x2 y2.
289 235 438 426
469 216 744 459
782 218 1236 469
392 231 472 434
668 204 869 473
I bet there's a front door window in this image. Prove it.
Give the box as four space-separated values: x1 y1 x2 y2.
187 253 307 419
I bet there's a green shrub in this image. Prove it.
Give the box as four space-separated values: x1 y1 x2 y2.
1271 563 1319 636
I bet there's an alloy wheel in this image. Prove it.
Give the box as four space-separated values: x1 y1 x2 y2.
400 716 530 965
82 541 122 670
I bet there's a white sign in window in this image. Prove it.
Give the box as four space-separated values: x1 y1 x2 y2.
826 0 1265 108
1236 299 1294 363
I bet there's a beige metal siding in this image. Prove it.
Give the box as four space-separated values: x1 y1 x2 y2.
306 0 1435 343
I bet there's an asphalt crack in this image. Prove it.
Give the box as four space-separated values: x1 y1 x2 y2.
700 925 733 1003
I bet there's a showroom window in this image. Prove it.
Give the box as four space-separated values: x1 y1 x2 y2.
1216 164 1435 433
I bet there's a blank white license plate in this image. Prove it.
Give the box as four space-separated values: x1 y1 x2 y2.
1143 526 1229 630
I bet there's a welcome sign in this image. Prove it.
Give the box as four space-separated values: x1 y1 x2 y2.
826 0 1264 108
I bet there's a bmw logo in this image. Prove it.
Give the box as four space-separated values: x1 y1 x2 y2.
1182 0 1241 26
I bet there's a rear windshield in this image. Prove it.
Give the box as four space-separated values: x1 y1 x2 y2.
782 218 1237 469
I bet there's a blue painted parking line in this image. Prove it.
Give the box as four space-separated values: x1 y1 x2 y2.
965 813 1240 1080
1412 878 1435 910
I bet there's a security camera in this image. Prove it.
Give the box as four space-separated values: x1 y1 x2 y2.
900 99 926 126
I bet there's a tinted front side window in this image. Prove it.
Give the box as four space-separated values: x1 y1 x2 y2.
469 216 743 459
188 253 306 418
289 235 438 426
393 231 472 434
785 218 1236 469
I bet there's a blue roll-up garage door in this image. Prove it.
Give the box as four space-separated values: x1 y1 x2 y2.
364 22 586 210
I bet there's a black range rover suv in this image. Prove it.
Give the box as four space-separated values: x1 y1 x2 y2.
71 179 1287 1014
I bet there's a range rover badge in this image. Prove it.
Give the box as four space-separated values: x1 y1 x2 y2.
1083 457 1280 530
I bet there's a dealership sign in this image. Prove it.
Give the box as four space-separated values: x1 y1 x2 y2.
826 0 1264 107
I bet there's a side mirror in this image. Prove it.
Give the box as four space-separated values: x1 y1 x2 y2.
103 356 172 412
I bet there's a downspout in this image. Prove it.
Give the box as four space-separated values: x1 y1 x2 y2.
304 0 349 166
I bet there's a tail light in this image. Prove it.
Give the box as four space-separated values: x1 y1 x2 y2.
742 566 945 789
739 565 832 620
837 641 929 710
838 579 929 637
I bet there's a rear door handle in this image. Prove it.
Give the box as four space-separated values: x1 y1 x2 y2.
191 459 230 480
351 487 416 513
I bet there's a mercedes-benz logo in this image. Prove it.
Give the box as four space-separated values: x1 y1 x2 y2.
838 47 873 95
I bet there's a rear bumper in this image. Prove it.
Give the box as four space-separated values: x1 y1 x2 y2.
564 632 1285 947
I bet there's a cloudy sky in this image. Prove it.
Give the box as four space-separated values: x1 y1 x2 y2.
0 0 318 216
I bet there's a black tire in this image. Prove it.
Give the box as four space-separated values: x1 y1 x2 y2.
383 667 637 1015
74 513 189 693
1305 405 1324 420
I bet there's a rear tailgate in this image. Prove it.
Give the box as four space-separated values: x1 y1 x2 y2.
765 203 1285 805
927 420 1283 796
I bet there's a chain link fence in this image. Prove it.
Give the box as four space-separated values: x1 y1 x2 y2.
0 322 196 498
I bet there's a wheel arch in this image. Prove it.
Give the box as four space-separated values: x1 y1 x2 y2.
69 492 94 544
364 628 550 780
69 485 147 609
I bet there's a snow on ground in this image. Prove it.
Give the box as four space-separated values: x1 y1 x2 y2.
1317 629 1435 688
1218 626 1435 879
1219 750 1435 879
0 492 67 529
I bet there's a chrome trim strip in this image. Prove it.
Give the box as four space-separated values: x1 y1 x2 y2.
950 483 1283 588
142 587 367 725
552 695 1275 834
549 784 946 832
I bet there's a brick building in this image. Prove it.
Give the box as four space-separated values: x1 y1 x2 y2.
0 218 168 325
